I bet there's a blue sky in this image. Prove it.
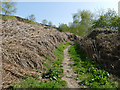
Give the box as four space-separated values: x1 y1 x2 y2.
14 1 119 27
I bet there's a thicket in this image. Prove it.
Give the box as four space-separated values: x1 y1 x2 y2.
58 10 94 37
58 9 120 37
92 9 120 31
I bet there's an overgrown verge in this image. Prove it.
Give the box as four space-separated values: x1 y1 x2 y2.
11 42 72 88
68 43 119 88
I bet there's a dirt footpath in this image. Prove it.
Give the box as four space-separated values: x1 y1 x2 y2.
62 45 80 88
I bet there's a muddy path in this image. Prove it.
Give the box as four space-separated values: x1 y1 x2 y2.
62 45 80 88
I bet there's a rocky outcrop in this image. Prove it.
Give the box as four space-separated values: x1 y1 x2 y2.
76 28 120 76
1 19 73 88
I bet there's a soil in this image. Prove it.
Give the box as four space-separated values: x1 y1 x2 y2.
62 45 80 88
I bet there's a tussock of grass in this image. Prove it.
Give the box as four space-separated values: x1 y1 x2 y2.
68 43 118 88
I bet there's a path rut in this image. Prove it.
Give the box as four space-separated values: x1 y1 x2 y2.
62 45 80 88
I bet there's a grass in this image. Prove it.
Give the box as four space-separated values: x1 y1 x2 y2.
11 78 66 88
68 43 119 88
1 15 38 25
2 15 17 20
42 42 72 87
25 19 38 24
11 42 72 88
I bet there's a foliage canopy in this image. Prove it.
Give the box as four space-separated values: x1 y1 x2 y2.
2 0 17 15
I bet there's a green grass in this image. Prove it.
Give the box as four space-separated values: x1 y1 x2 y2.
42 42 72 87
2 15 17 20
68 43 118 88
11 78 66 88
11 42 72 88
25 19 38 24
2 15 38 25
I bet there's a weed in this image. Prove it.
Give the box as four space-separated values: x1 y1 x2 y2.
68 43 118 88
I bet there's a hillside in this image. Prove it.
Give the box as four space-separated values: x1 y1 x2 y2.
1 16 120 88
1 18 74 88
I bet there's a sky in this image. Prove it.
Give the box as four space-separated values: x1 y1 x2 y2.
13 0 120 27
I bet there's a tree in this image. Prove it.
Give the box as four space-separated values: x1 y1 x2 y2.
0 2 2 12
73 13 80 23
42 19 47 25
69 10 94 37
111 16 120 30
48 21 52 26
27 14 36 22
58 23 69 32
2 0 17 15
92 9 118 30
